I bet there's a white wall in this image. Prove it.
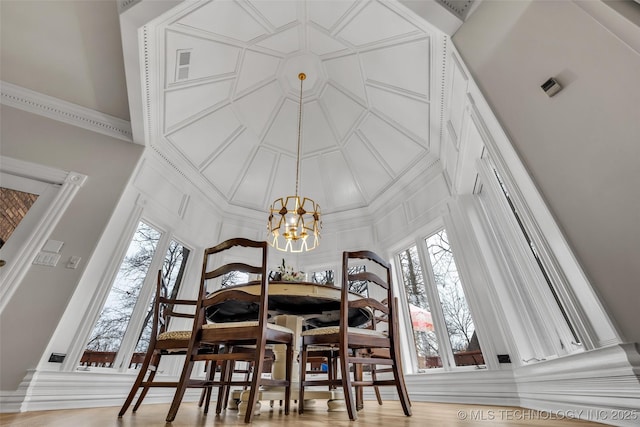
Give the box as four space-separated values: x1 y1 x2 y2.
0 105 142 391
453 0 640 344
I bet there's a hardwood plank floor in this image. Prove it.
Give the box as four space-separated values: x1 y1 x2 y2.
0 400 606 427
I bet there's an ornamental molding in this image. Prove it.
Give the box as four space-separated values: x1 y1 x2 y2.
0 81 133 142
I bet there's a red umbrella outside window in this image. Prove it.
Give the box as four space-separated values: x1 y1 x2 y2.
409 303 434 332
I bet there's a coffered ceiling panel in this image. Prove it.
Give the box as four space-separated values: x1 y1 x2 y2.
164 79 233 130
336 1 421 46
307 26 350 56
177 1 267 42
344 133 393 199
247 0 298 29
360 38 430 96
235 50 281 95
141 0 444 215
167 104 241 169
307 0 357 31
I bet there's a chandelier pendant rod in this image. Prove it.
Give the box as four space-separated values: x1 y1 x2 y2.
295 72 305 199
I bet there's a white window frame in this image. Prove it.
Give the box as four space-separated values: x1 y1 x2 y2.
475 156 585 359
391 217 488 373
62 205 196 374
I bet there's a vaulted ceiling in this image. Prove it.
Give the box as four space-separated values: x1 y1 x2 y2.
121 0 476 216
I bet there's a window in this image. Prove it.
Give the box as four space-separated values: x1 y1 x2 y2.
133 239 191 357
221 270 250 288
398 245 442 369
493 169 580 344
425 230 484 367
308 270 335 285
346 265 369 296
81 221 191 369
398 229 484 370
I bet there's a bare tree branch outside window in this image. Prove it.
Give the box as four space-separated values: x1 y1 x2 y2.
82 222 191 368
426 229 483 366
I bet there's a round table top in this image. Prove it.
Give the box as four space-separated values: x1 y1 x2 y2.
206 281 370 327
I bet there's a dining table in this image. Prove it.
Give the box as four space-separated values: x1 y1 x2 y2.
205 280 370 416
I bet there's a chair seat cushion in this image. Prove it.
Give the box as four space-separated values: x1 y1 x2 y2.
157 330 191 341
302 326 386 337
203 321 293 335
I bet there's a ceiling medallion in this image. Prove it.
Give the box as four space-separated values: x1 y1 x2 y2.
267 73 322 253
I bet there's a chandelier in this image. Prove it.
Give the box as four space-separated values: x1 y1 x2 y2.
267 73 321 252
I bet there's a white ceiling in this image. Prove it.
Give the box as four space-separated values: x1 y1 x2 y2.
1 0 478 217
132 0 458 216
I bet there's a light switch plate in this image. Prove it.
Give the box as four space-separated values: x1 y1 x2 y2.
66 256 82 269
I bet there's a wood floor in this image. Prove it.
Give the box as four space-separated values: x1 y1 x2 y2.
0 400 606 427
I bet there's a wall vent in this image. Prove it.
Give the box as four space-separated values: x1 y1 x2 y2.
175 50 191 81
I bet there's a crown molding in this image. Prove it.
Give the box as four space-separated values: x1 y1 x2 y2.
0 81 133 142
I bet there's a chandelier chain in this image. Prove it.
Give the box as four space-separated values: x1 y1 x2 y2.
295 73 305 198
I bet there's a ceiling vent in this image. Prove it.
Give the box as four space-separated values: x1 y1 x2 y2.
175 50 191 81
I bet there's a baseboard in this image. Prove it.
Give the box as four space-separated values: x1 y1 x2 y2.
3 343 638 427
0 369 202 413
514 343 640 427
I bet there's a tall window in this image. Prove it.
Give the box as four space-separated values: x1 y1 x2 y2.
425 230 483 366
133 239 191 356
493 169 580 344
82 221 190 369
398 245 442 368
398 229 484 370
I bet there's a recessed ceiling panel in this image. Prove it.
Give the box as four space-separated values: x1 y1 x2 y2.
255 25 301 54
264 98 297 153
297 155 326 207
360 38 430 96
308 25 350 56
269 153 296 201
360 113 426 175
323 54 366 102
321 83 365 141
233 146 278 206
232 80 282 137
177 0 267 42
301 101 338 154
248 0 298 29
235 50 281 95
317 150 365 209
167 104 241 169
344 133 392 199
307 0 357 31
165 31 241 84
366 85 429 143
337 1 420 46
164 80 233 130
201 128 260 198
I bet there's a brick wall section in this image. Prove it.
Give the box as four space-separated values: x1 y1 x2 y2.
0 188 38 246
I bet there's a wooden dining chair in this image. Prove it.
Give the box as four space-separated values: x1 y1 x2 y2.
166 238 294 424
118 270 215 417
298 250 411 420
